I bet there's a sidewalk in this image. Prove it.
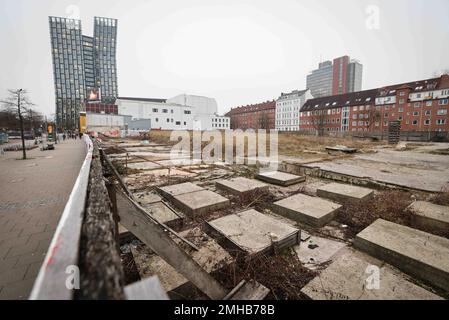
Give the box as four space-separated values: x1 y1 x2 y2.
0 139 86 299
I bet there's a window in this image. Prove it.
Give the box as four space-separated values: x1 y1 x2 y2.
437 109 448 115
425 110 431 116
426 101 432 107
155 118 158 122
399 99 405 104
413 111 419 116
398 116 403 121
162 109 168 113
152 108 158 112
353 106 358 111
414 102 421 108
400 91 405 96
184 110 191 114
424 119 431 125
352 121 357 126
398 107 404 113
384 113 389 117
166 118 169 123
436 119 446 125
171 109 174 113
175 121 181 125
439 99 448 105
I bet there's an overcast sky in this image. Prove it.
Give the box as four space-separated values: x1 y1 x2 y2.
1 0 448 116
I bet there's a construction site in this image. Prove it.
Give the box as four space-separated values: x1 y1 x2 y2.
28 130 449 301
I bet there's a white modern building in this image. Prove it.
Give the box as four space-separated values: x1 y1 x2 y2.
116 94 230 131
116 97 193 130
167 94 230 130
275 89 313 131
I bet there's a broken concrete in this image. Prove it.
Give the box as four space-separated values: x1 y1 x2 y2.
146 202 184 226
272 193 342 227
301 148 449 192
407 201 449 234
256 171 305 186
294 235 347 270
301 248 442 300
124 276 169 300
171 189 230 216
126 161 162 170
131 227 233 298
316 183 374 203
206 209 300 257
158 182 204 199
215 177 269 196
354 219 449 292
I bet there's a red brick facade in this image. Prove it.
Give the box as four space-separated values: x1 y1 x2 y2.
300 75 449 133
225 100 276 130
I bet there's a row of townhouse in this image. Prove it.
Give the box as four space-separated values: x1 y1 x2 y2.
300 74 449 133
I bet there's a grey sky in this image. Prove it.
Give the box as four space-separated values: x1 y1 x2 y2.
1 0 448 116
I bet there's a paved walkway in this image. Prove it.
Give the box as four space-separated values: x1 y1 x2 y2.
0 139 86 299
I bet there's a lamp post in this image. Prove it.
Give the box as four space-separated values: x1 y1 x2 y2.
17 89 27 160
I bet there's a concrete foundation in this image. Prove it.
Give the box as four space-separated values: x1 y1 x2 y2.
215 177 269 196
317 183 374 203
158 182 204 199
131 227 233 299
294 235 347 270
206 209 300 257
172 190 230 216
272 193 342 227
407 201 449 234
301 248 442 300
256 171 305 186
354 219 449 292
146 202 184 227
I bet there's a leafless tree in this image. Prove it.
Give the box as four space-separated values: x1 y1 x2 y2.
362 108 382 132
1 89 37 159
258 112 270 130
310 110 328 136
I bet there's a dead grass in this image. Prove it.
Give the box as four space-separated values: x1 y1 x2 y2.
432 187 449 206
336 190 412 238
215 249 317 300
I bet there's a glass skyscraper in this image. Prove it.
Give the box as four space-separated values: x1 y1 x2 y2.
49 16 118 131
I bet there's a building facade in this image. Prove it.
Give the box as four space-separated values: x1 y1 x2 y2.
49 16 118 131
276 89 312 131
306 61 333 98
300 74 449 134
225 100 276 130
116 95 229 131
306 56 363 98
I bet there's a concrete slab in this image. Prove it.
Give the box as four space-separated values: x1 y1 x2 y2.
158 182 204 199
206 209 300 256
124 276 169 300
272 193 342 227
317 183 374 203
215 177 269 196
146 202 184 226
354 219 449 292
407 201 449 234
301 148 449 192
126 161 162 170
172 190 230 216
256 171 305 186
134 191 162 204
301 248 442 300
294 236 347 270
131 227 233 296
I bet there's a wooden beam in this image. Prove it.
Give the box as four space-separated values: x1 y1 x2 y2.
115 189 227 300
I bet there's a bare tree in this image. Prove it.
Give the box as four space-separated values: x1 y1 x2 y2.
1 89 36 159
258 112 270 130
310 110 328 136
362 108 381 132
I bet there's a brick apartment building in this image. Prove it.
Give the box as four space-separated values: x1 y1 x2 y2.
300 74 449 134
225 100 276 130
